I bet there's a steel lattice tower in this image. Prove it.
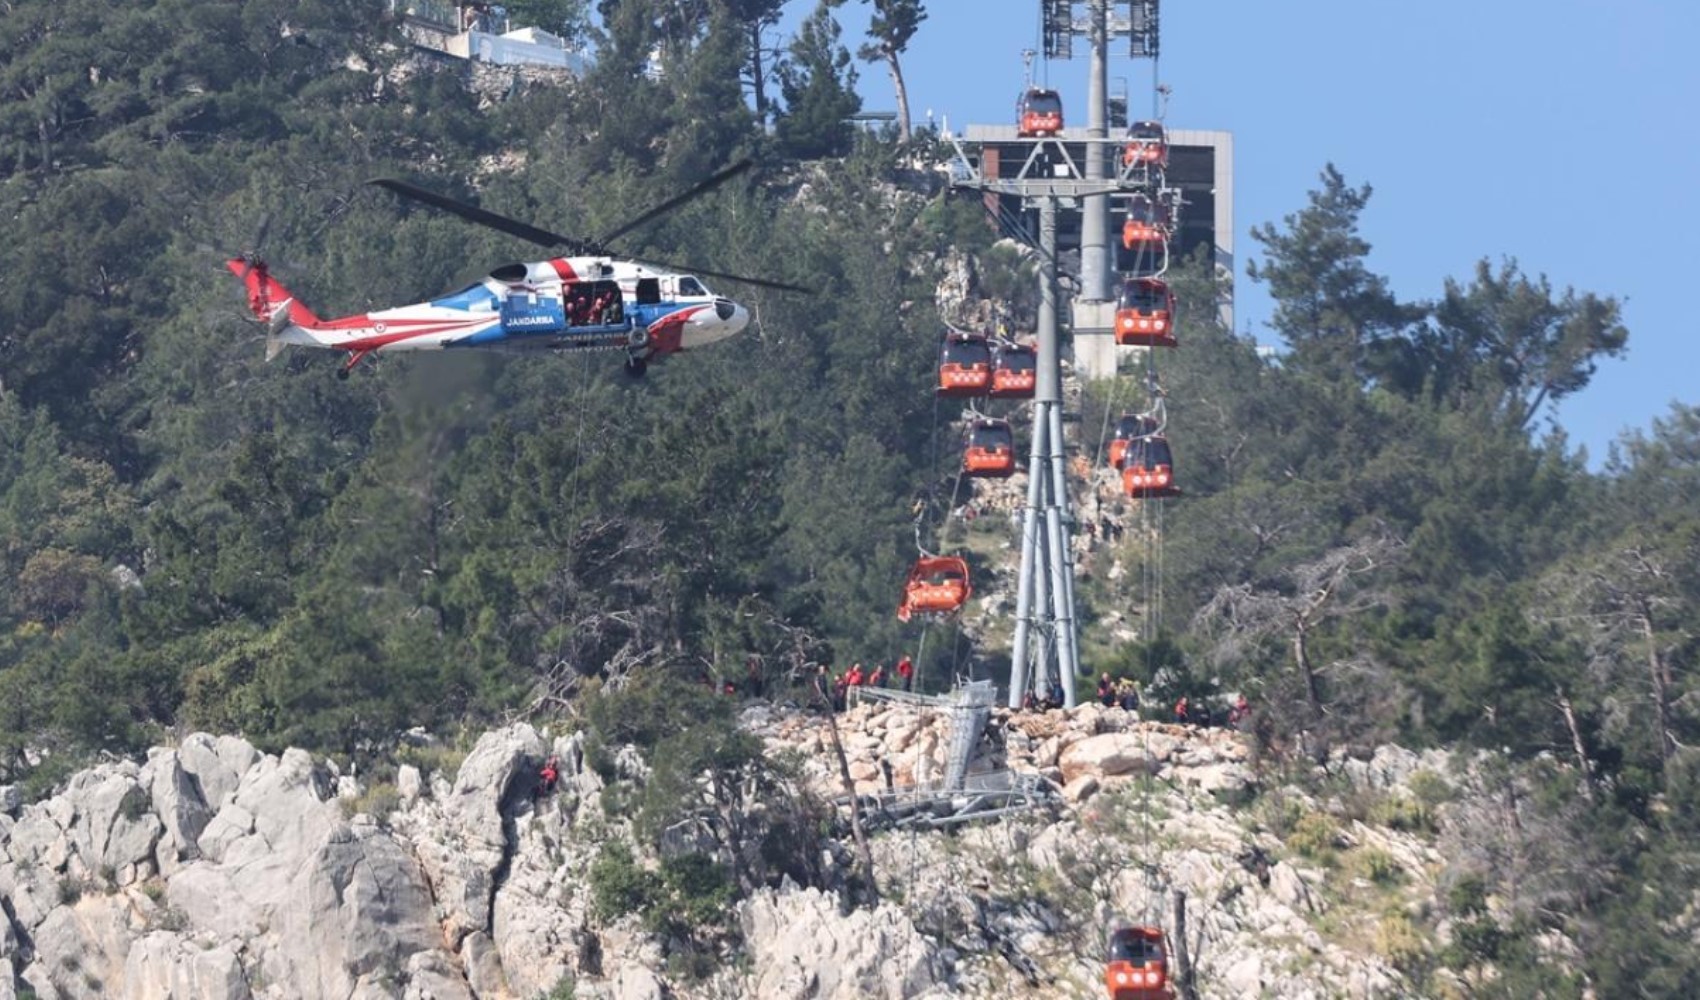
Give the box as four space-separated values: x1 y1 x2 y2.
1042 1 1161 305
946 138 1145 709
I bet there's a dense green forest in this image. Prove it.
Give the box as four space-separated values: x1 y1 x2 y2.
2 0 1697 991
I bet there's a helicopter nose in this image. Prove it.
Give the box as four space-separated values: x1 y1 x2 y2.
680 298 748 349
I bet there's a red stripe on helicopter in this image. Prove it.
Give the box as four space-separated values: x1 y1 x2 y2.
643 304 710 355
338 318 498 350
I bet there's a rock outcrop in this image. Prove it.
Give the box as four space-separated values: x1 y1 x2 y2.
0 706 1505 999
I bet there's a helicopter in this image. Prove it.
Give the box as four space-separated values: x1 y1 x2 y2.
225 159 806 379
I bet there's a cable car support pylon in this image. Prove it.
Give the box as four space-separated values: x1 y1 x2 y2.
947 135 1143 710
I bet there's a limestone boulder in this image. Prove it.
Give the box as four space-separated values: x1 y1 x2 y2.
1177 761 1256 794
459 931 511 999
272 820 440 999
732 887 939 1000
400 724 544 949
0 854 61 938
1062 774 1100 804
395 765 423 804
122 931 251 1000
25 894 135 1000
488 812 584 998
612 964 665 1000
6 806 69 870
1057 733 1149 785
59 766 163 877
403 950 475 1000
139 750 213 874
175 734 261 811
227 748 338 859
194 804 254 864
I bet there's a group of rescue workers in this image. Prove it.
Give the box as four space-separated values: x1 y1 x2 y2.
825 654 915 711
1080 673 1252 728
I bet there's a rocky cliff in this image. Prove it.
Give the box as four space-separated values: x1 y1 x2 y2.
0 704 1534 999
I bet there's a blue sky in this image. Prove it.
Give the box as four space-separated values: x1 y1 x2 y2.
816 1 1700 463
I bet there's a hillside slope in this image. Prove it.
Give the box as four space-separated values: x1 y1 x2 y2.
1 703 1546 1000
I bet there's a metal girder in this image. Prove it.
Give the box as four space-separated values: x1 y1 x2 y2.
1044 2 1160 61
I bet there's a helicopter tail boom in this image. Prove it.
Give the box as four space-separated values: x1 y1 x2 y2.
225 258 323 329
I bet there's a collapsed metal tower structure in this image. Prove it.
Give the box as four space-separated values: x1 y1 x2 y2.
841 681 1057 831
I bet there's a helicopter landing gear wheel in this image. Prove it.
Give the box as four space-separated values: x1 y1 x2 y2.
623 355 648 379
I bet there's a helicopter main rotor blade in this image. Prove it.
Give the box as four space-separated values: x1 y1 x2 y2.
370 168 810 291
649 259 814 295
594 158 754 247
368 178 584 250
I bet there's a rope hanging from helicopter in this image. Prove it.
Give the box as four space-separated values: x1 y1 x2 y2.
545 348 600 696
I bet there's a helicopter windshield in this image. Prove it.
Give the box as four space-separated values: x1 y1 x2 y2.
676 276 709 297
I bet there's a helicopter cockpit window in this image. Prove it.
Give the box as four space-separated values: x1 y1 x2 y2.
676 276 708 297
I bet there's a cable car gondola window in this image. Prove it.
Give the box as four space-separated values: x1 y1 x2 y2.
942 336 992 366
1126 436 1174 469
1127 121 1165 141
1023 90 1062 116
1109 933 1165 964
997 347 1035 371
1118 282 1164 310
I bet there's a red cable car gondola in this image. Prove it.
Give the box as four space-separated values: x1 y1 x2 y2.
990 341 1037 398
1121 434 1181 499
938 330 993 397
897 556 972 622
1114 278 1177 348
1118 194 1170 277
1017 88 1064 138
1108 413 1160 469
1120 193 1170 250
962 418 1016 478
1105 925 1175 1000
1120 120 1169 170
